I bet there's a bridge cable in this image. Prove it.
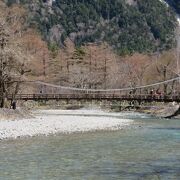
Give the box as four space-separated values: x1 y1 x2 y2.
30 76 180 92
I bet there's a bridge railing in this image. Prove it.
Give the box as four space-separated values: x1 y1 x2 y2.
6 93 180 102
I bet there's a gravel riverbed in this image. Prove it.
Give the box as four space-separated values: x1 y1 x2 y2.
0 110 133 140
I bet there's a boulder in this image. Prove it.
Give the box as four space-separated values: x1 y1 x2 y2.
155 104 180 118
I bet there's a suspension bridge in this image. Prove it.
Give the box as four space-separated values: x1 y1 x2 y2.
7 93 180 102
8 77 180 103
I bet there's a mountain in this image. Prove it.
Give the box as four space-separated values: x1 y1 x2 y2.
5 0 177 55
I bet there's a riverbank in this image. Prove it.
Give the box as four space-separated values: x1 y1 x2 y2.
21 100 180 118
0 109 133 140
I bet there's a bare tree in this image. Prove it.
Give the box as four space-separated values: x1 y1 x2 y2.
175 27 180 76
155 51 177 95
0 23 30 108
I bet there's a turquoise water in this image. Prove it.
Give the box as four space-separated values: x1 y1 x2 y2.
0 114 180 180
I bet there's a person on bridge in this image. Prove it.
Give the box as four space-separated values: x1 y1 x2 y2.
150 89 154 96
155 89 162 98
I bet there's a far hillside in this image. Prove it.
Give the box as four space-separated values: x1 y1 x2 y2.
6 0 177 55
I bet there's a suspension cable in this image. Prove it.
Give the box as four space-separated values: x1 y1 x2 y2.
30 76 180 92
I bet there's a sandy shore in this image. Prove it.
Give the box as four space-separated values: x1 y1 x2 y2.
0 110 133 140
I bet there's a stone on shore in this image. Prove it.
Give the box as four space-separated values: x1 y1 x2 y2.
140 104 180 118
157 104 180 118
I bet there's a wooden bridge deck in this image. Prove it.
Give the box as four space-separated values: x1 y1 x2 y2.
7 93 180 102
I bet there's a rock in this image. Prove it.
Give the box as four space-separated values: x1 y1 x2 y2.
154 104 180 118
138 103 180 118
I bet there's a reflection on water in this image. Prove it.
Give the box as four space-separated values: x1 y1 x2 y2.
0 114 180 179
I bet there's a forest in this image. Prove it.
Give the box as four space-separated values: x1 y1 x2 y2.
6 0 177 55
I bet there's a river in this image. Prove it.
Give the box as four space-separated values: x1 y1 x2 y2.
0 112 179 179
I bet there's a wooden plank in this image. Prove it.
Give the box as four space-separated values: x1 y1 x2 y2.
6 93 180 102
